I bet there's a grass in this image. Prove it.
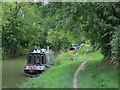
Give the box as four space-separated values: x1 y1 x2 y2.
22 61 81 88
21 46 88 88
21 45 118 88
77 50 118 88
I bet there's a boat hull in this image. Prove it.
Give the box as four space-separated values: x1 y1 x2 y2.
24 64 45 76
24 69 44 76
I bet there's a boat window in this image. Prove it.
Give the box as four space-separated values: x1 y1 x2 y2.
34 55 36 64
36 55 40 64
40 55 42 64
42 55 44 64
27 54 46 65
27 55 32 64
27 54 36 64
42 55 46 64
39 55 46 64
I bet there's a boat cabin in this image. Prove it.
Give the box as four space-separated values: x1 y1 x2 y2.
27 53 47 65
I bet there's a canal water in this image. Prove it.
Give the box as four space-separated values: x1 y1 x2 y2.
2 56 30 88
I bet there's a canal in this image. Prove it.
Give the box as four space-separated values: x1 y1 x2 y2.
2 56 29 88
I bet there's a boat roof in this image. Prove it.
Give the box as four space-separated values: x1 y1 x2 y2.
27 52 46 55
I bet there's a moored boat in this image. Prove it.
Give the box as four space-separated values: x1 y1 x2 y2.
24 53 46 76
24 46 54 76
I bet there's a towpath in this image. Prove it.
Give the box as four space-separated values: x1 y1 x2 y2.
72 49 91 88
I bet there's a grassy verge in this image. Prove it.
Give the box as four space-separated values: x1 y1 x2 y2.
77 50 118 88
21 45 118 88
22 61 80 88
21 46 89 88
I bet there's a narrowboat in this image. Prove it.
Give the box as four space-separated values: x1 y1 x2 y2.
24 46 53 76
24 53 46 76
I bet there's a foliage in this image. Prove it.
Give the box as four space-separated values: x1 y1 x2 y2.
92 3 120 60
2 2 120 63
2 2 49 57
111 26 120 62
38 2 120 62
2 2 26 57
52 50 73 66
47 28 74 50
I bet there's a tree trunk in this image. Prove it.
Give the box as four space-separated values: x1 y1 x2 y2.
99 52 112 70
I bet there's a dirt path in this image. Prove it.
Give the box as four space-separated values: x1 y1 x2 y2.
73 61 87 88
72 49 91 88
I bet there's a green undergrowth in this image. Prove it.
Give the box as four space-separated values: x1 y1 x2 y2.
52 51 73 66
52 45 91 66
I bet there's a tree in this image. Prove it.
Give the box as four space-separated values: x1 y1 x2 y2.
2 2 25 57
2 2 43 57
40 2 120 64
2 2 120 63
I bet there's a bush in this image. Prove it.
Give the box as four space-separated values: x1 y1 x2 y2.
111 26 120 62
52 51 73 66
